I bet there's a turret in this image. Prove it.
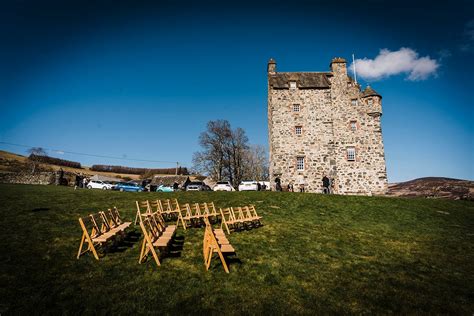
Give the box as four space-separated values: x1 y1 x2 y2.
361 85 382 116
267 58 276 74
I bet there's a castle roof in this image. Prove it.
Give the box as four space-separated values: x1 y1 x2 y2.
361 85 381 98
269 72 331 89
268 58 276 64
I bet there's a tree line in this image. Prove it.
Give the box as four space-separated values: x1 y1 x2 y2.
90 165 188 175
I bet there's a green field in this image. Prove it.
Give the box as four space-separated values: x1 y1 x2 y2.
1 184 473 314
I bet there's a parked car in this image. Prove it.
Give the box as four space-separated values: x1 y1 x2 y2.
186 181 205 191
238 180 259 191
113 182 143 192
87 180 113 190
213 181 235 192
156 185 174 192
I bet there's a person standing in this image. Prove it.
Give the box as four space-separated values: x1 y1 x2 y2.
83 177 88 189
275 177 282 192
298 177 305 193
74 173 80 190
322 175 330 194
287 183 294 192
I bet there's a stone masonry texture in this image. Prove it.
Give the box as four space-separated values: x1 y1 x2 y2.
267 57 388 195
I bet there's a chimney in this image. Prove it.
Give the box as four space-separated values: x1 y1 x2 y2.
330 57 347 76
267 58 276 74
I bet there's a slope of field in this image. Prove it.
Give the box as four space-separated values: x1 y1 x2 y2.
388 177 474 200
0 184 473 314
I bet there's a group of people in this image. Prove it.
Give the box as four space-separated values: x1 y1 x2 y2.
74 173 89 190
274 174 334 194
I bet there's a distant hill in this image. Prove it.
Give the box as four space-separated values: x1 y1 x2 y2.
388 177 474 200
0 150 141 180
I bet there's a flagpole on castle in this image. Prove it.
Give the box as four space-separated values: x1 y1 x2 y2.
352 53 357 84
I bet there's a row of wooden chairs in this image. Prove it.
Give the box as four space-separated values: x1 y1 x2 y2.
135 199 220 230
203 217 236 273
220 205 262 234
77 207 131 260
137 208 177 267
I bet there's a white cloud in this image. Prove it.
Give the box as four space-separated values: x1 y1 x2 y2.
351 48 439 81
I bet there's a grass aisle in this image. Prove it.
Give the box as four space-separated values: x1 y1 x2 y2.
0 184 473 314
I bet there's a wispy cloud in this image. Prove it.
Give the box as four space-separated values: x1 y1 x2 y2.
460 19 474 52
351 48 439 81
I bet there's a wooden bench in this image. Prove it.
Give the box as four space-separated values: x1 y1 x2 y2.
203 217 235 273
77 208 131 260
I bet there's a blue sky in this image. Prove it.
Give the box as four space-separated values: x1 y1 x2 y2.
0 0 473 182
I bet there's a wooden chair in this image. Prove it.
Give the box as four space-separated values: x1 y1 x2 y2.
202 217 235 273
220 207 238 234
207 202 219 217
231 207 246 224
245 205 262 226
77 213 114 260
103 208 132 232
135 200 152 225
201 202 219 221
138 212 176 267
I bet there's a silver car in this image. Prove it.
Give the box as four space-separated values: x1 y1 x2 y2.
186 181 204 191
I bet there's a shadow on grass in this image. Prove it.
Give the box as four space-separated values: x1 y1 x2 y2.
107 230 141 254
168 236 185 257
31 207 50 212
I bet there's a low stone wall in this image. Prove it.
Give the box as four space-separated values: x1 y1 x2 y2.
0 172 56 185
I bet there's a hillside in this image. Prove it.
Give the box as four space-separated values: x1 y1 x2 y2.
0 184 472 314
388 177 474 200
0 150 142 180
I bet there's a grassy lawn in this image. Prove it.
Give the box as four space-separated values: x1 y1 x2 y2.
1 184 473 314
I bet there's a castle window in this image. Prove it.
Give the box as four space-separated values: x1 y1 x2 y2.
351 99 358 106
297 157 305 171
293 104 300 112
347 147 356 161
368 99 373 105
295 126 302 135
350 121 357 131
289 81 297 90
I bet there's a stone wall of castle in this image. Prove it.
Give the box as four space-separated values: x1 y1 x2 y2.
268 58 388 195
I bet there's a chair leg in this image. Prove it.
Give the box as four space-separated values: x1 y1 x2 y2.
138 239 147 263
77 234 85 259
89 241 100 260
205 247 213 270
217 251 230 273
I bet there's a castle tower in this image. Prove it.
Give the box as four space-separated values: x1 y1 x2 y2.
267 57 388 195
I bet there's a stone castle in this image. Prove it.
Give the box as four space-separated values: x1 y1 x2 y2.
267 57 388 195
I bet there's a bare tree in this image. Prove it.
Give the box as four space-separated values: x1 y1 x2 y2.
193 120 232 181
243 145 269 181
27 147 48 173
227 127 249 186
193 120 250 188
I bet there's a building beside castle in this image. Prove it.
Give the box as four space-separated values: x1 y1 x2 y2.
267 57 388 195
